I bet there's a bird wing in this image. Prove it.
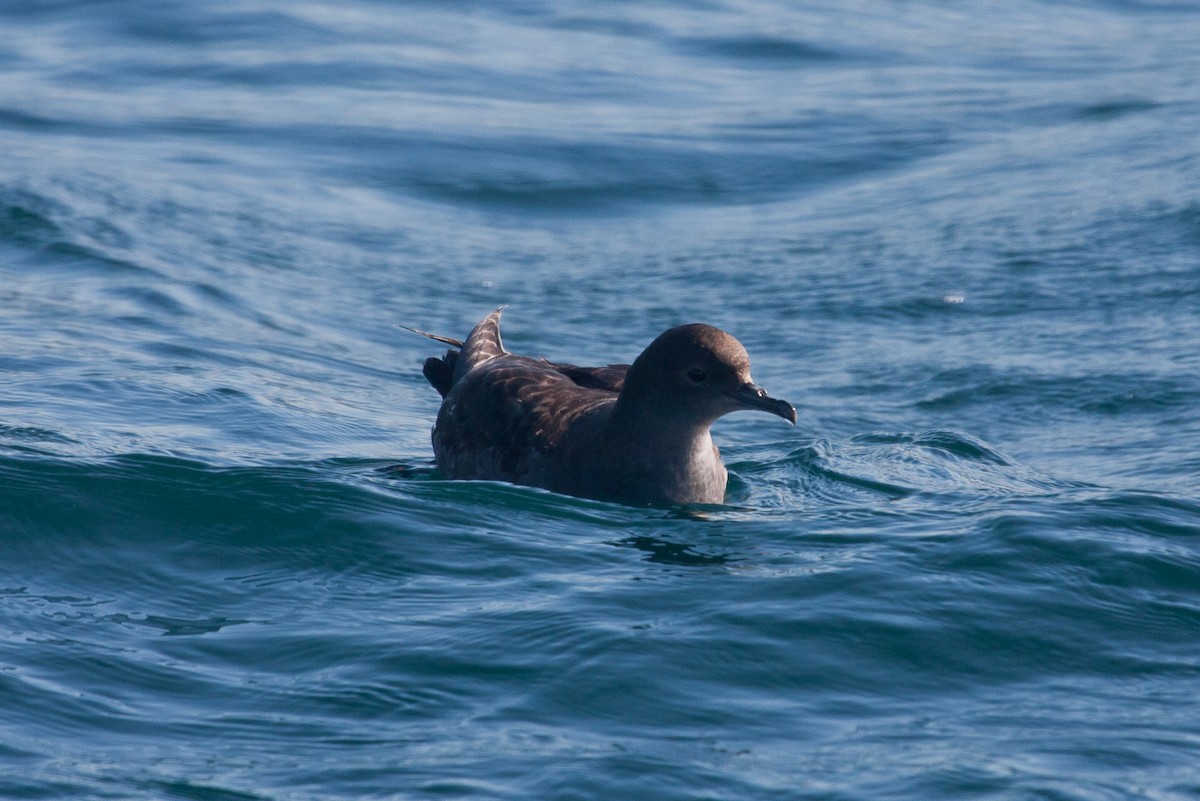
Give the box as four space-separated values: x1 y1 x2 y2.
541 361 629 393
432 354 616 483
405 307 629 398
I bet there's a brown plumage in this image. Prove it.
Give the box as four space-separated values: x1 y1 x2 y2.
408 308 795 507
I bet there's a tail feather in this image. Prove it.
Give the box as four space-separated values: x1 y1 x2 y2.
399 323 463 398
422 351 458 398
452 307 507 383
400 309 506 397
396 324 463 349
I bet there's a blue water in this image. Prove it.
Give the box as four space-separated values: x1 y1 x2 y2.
3 1 1200 798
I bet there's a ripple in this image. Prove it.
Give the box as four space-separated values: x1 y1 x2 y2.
673 34 845 65
4 0 1200 797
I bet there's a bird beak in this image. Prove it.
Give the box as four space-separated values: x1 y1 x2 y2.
729 382 797 425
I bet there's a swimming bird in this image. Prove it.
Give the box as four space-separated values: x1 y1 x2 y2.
407 308 796 507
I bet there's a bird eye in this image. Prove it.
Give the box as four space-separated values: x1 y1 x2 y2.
686 368 707 383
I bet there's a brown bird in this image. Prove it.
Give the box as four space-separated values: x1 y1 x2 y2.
407 308 795 507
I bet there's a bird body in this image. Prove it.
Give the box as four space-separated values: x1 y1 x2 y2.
413 309 795 506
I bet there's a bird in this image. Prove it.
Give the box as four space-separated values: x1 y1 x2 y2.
405 308 795 507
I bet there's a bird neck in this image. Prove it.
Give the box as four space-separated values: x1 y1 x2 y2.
608 397 712 457
602 403 726 505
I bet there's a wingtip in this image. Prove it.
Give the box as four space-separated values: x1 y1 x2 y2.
395 323 464 349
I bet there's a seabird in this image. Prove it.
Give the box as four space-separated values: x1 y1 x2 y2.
407 308 795 507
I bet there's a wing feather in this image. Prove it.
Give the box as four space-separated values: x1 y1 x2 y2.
432 354 616 483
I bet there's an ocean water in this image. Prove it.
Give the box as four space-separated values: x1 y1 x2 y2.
3 0 1200 798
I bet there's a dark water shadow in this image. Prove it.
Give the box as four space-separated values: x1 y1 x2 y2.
609 535 735 567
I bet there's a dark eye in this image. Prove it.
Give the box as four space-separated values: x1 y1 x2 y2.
686 368 707 383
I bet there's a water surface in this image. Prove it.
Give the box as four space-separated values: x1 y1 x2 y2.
3 1 1200 799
